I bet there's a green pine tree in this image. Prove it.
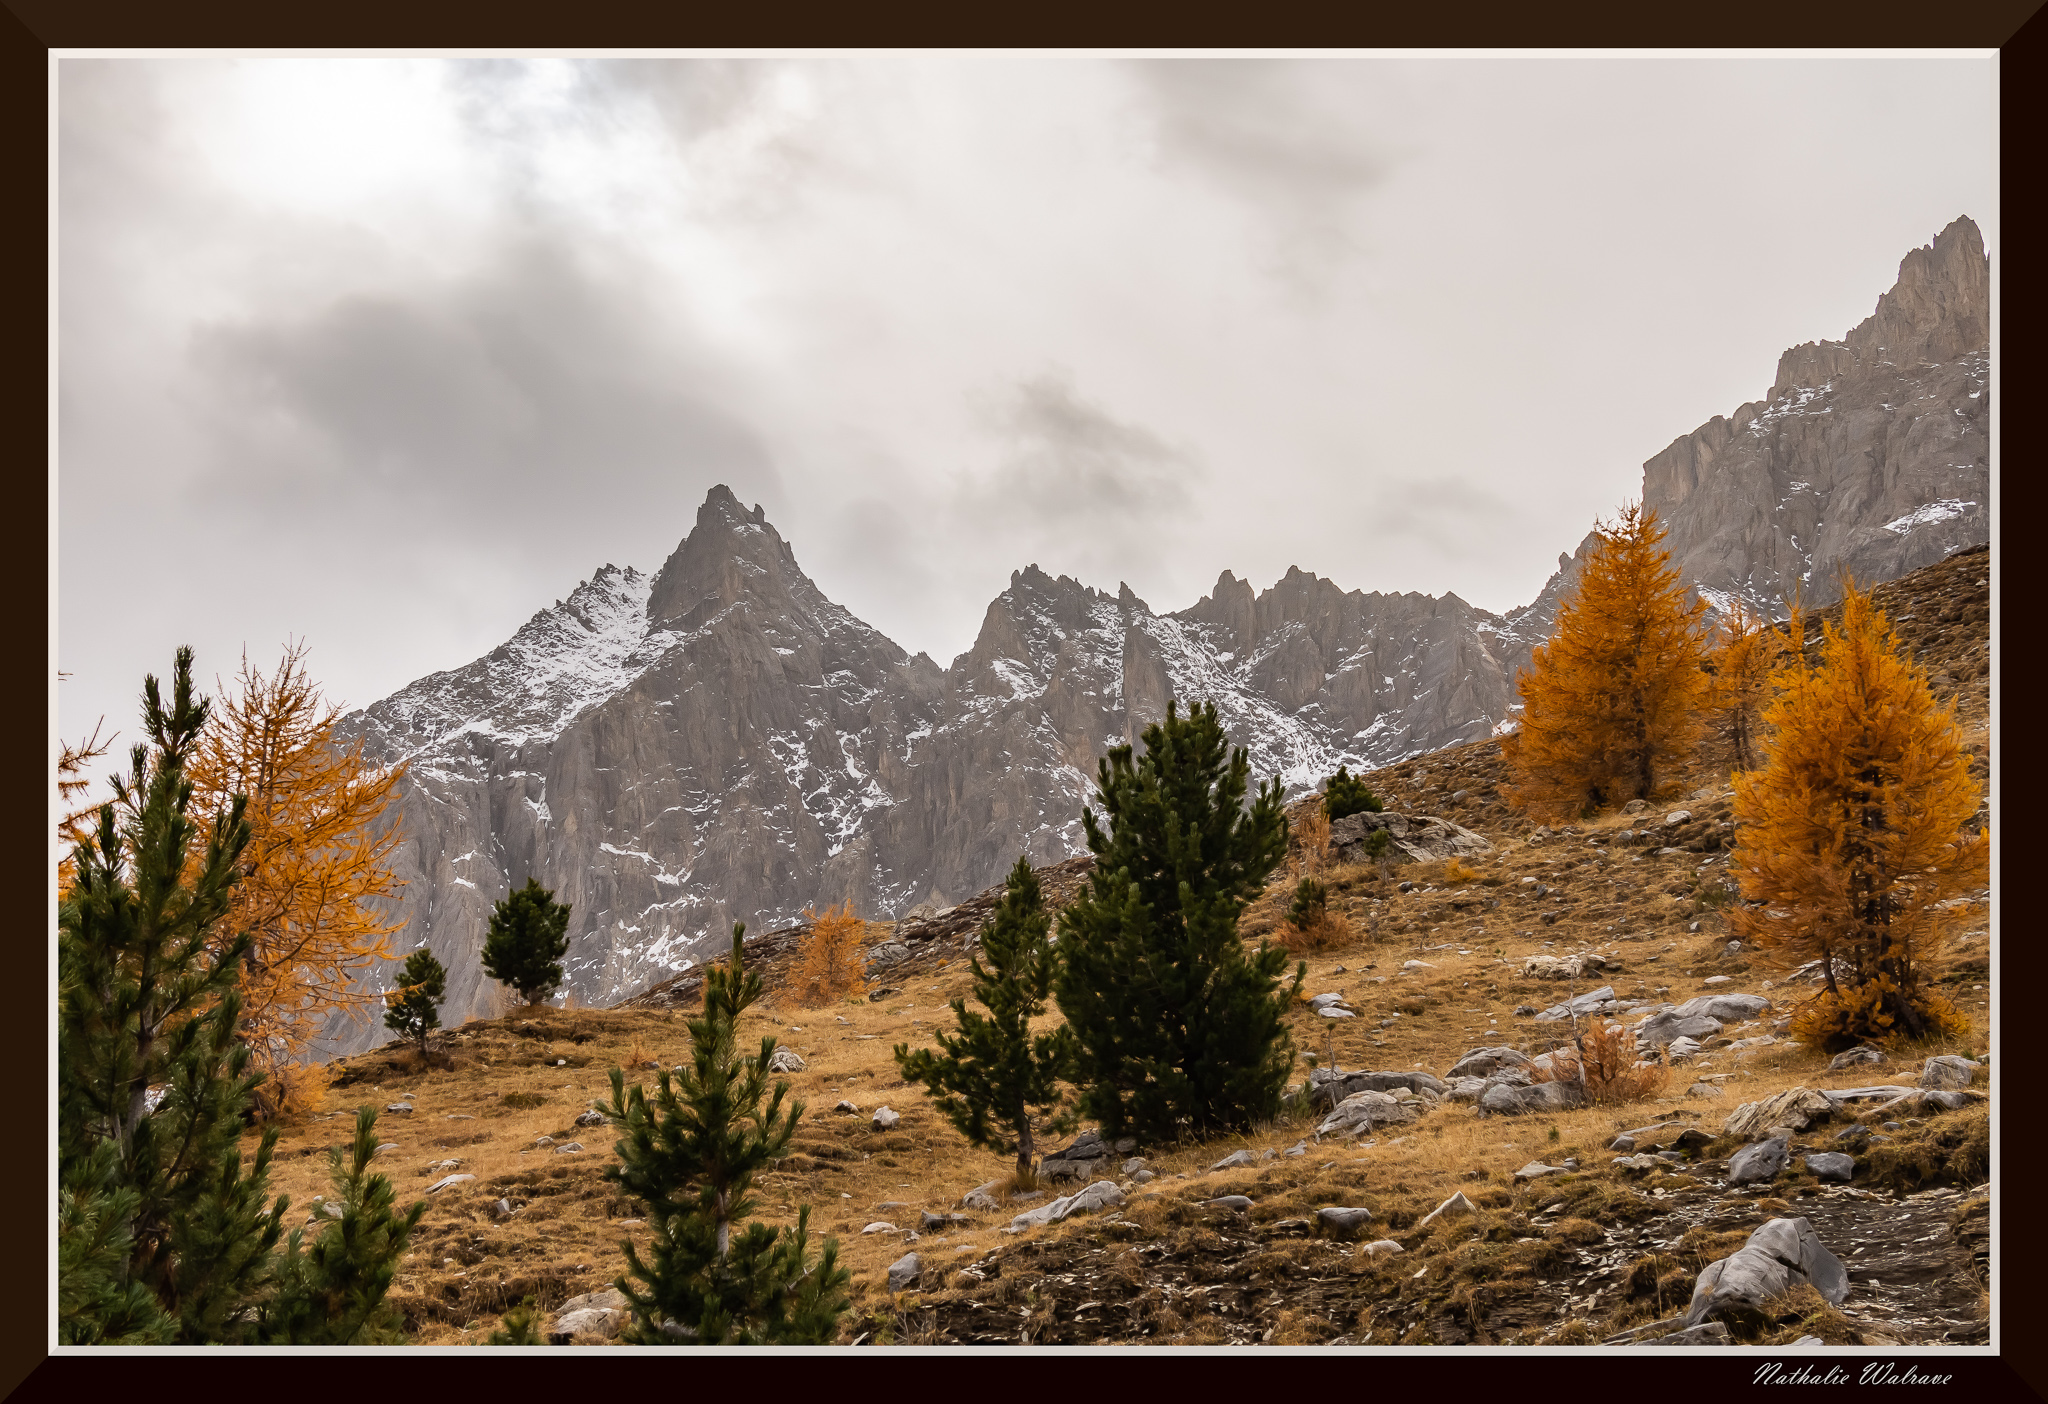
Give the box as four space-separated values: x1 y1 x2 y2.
383 947 447 1056
1323 765 1383 820
481 879 572 1007
894 856 1077 1178
58 647 290 1343
256 1105 427 1344
58 648 423 1345
598 924 850 1344
1054 700 1303 1146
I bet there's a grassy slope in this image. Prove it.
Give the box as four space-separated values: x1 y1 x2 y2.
249 545 1992 1346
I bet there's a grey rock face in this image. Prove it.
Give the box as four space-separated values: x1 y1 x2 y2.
325 489 1528 1052
1510 218 1988 665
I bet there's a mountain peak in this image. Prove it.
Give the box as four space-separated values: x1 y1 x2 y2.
645 486 796 627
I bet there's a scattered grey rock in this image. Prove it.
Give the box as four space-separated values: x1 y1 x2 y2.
1131 1169 1156 1184
574 1109 606 1128
919 1210 968 1231
1418 1192 1476 1228
1635 1010 1724 1047
1920 1055 1977 1089
1316 1090 1420 1137
1122 1157 1148 1175
1727 1136 1790 1185
426 1173 474 1194
1206 1195 1254 1212
1282 1140 1307 1158
1919 1088 1969 1112
385 1101 414 1114
834 1099 860 1114
1479 1078 1582 1116
548 1287 630 1343
1828 1045 1887 1071
553 1141 585 1154
1209 1149 1258 1171
864 941 913 970
1686 1217 1848 1327
1362 1239 1405 1258
1513 1161 1566 1182
1670 993 1772 1022
1724 1087 1835 1140
1114 1138 1137 1154
871 1107 901 1131
1316 1206 1374 1234
887 1252 922 1292
766 1045 806 1073
495 1198 515 1217
1804 1153 1855 1182
1534 987 1615 1022
960 1180 1003 1212
861 1221 899 1234
1006 1179 1125 1231
1685 1082 1725 1099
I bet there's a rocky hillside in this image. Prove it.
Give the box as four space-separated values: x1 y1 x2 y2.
327 218 1991 1055
259 544 1989 1348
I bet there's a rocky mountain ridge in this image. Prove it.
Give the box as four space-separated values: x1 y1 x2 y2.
328 218 1991 1053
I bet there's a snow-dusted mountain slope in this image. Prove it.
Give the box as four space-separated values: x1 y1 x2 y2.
324 217 1990 1055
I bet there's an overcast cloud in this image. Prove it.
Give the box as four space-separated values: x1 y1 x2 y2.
57 53 1996 781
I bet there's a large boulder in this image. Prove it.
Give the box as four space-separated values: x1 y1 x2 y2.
1723 1087 1835 1141
548 1287 630 1344
1309 1067 1447 1108
1686 1218 1848 1328
1316 1090 1420 1137
1671 993 1771 1023
1006 1179 1125 1231
1479 1078 1583 1116
1635 1010 1725 1047
1447 1046 1537 1080
1534 987 1617 1022
1920 1055 1978 1090
1330 811 1494 865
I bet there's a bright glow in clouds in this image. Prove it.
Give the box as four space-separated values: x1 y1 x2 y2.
57 54 1995 789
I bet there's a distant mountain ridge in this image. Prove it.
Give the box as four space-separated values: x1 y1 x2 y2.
326 217 1990 1054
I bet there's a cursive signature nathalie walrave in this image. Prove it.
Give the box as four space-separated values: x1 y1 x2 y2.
1754 1362 1958 1386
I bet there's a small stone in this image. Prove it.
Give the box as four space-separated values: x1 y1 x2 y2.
872 1107 901 1131
1919 1055 1977 1090
834 1100 861 1114
862 1221 898 1234
767 1045 807 1073
1362 1239 1405 1258
385 1102 414 1114
1206 1195 1254 1212
1686 1082 1725 1099
533 1136 554 1148
1513 1161 1565 1182
553 1142 584 1154
1727 1136 1791 1186
1114 1138 1137 1154
426 1173 474 1194
1209 1149 1257 1171
887 1252 922 1292
1132 1170 1156 1184
574 1109 606 1127
494 1198 515 1217
1663 810 1692 826
1418 1192 1476 1227
1317 1206 1374 1233
372 1142 399 1157
1803 1153 1855 1182
1403 960 1437 971
1123 1157 1148 1174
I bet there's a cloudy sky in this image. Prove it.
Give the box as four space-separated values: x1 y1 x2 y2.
56 53 1996 776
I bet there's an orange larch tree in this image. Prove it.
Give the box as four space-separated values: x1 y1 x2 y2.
1503 503 1710 820
1727 580 1985 1049
187 642 410 1103
1705 596 1801 772
791 901 867 1007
